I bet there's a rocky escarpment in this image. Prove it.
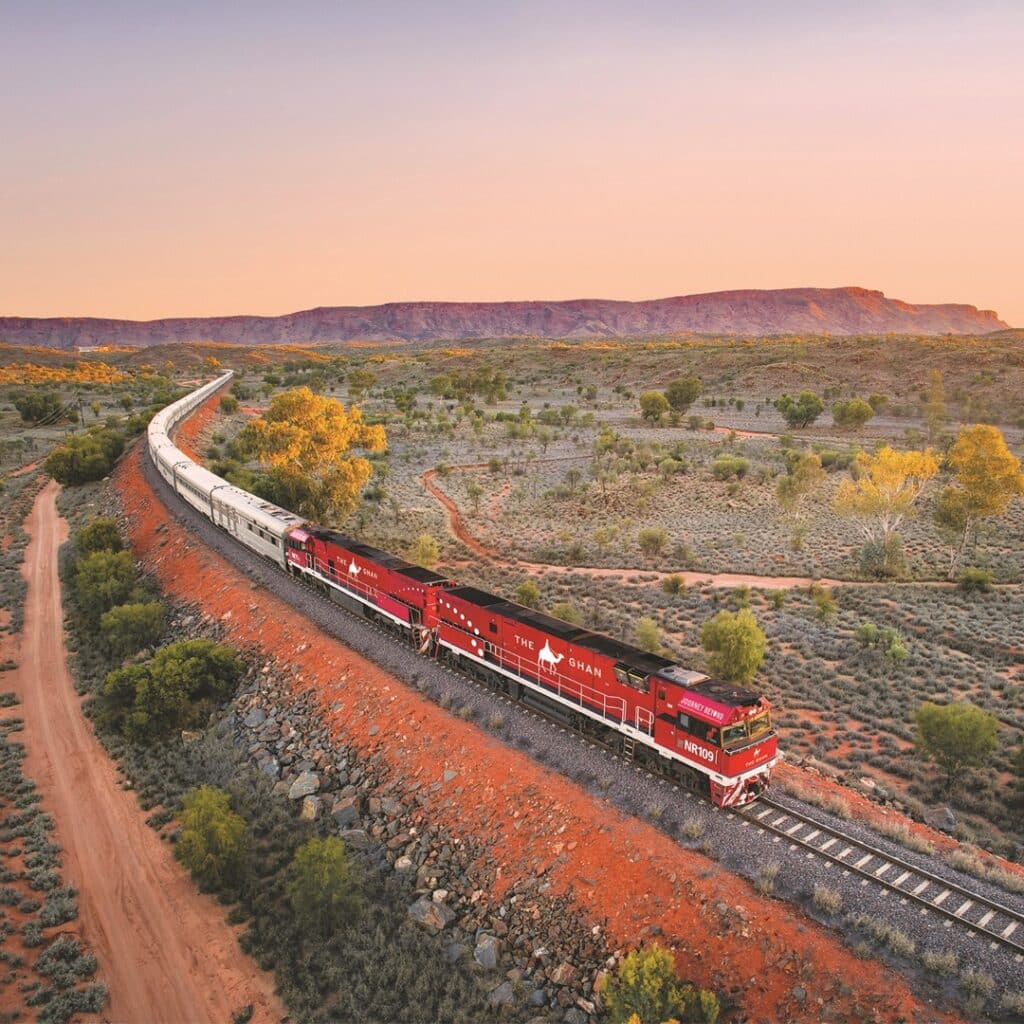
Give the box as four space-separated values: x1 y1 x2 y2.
1 287 1007 349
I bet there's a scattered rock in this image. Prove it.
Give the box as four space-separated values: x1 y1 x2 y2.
562 1008 587 1024
394 855 414 872
474 933 501 970
549 961 576 987
331 796 360 828
288 771 320 800
243 708 266 728
300 795 321 821
488 980 515 1009
925 806 957 834
408 895 456 933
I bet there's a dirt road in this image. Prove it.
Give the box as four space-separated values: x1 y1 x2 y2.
13 480 284 1024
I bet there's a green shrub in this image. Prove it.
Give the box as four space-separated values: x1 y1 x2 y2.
958 567 992 592
102 639 241 740
73 518 123 556
175 786 249 893
99 601 166 658
287 837 363 938
73 550 137 622
45 429 124 485
711 455 749 481
603 944 719 1024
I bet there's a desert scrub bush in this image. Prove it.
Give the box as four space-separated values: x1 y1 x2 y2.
711 454 749 481
661 574 687 595
958 967 994 1000
846 913 915 958
921 948 957 976
958 566 992 592
755 861 780 896
812 885 842 915
1000 991 1024 1017
870 818 934 856
945 844 1024 894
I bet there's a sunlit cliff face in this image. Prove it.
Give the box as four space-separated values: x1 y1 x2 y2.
1 4 1022 325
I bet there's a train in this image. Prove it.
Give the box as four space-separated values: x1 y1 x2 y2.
148 372 778 807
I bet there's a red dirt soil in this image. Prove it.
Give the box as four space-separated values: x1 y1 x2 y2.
118 446 965 1024
10 480 284 1024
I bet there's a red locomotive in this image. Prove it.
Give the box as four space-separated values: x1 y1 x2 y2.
285 526 776 807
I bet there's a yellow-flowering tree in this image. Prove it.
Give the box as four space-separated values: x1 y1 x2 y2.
937 425 1024 576
237 386 386 523
833 446 939 575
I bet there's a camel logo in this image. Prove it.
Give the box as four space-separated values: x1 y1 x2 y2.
538 640 564 674
348 559 361 577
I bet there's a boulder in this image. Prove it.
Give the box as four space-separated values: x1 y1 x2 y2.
474 933 501 970
562 1009 587 1024
393 855 414 872
331 796 360 828
300 796 321 821
408 896 456 933
925 806 957 834
288 771 319 800
243 708 266 728
488 981 516 1010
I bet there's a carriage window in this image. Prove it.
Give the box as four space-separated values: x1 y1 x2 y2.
677 712 690 731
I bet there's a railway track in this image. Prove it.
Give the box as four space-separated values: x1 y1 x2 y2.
736 795 1024 959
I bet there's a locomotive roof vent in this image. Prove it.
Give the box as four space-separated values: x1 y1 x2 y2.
656 666 709 687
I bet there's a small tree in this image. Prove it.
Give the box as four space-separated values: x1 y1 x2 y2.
700 608 766 684
515 580 541 608
665 376 702 413
774 391 824 428
833 446 939 575
100 601 166 659
176 786 248 893
408 533 440 569
603 944 719 1024
915 701 998 792
832 397 875 429
634 616 663 654
74 517 123 556
287 837 363 938
938 425 1024 576
219 394 240 414
638 527 668 559
549 601 583 626
639 391 669 424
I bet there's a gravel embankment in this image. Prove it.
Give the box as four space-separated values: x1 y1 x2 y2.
141 450 1024 1015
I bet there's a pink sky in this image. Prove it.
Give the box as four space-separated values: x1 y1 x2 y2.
2 4 1021 326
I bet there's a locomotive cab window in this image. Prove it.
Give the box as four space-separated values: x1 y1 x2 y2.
613 666 629 687
722 723 748 749
748 710 772 739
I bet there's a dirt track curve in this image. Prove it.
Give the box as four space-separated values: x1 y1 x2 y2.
12 480 283 1024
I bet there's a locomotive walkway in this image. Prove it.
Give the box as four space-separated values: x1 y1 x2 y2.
12 481 283 1024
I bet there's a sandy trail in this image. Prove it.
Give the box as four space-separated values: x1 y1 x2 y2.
13 480 284 1024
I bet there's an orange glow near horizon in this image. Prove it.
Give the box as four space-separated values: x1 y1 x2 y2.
1 5 1022 326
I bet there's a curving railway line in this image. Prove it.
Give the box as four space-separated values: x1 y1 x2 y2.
736 796 1024 960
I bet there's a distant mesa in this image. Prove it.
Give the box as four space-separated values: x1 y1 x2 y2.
0 287 1008 349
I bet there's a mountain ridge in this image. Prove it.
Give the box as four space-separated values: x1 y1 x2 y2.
0 287 1007 349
